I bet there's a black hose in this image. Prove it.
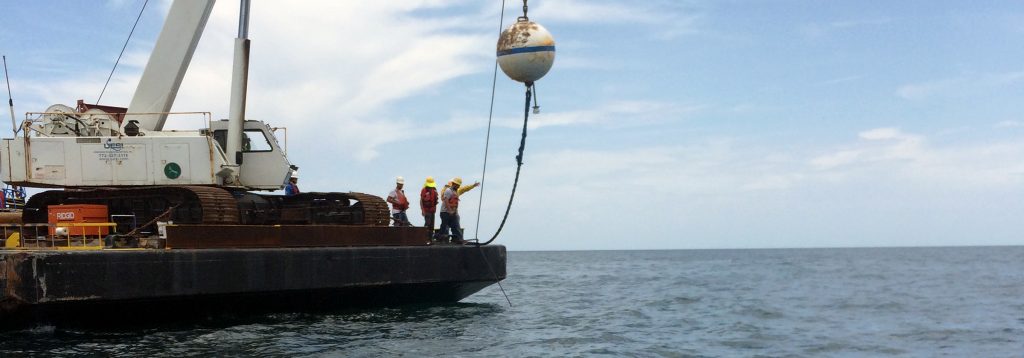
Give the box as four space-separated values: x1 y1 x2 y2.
479 83 532 246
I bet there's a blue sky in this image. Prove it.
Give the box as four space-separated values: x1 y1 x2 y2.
2 1 1023 250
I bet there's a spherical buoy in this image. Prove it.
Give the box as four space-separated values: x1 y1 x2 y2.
497 20 555 84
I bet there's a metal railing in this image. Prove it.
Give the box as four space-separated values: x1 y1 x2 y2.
19 111 213 138
55 222 116 250
0 222 135 250
1 187 26 210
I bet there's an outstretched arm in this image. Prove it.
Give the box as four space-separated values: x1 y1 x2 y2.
457 182 481 195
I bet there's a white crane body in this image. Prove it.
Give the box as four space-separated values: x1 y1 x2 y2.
0 0 291 191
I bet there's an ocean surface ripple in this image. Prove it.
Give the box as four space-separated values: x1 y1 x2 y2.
2 246 1022 356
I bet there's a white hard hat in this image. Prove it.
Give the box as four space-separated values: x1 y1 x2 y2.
396 176 405 184
290 171 299 179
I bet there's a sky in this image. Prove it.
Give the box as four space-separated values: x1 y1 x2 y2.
1 0 1023 251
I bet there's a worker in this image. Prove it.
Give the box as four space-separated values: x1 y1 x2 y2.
435 180 453 242
437 177 480 244
420 176 439 238
387 176 410 226
285 172 300 196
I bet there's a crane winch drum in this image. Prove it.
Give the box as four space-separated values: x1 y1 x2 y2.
497 20 555 84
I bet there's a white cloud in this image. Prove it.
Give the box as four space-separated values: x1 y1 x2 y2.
478 127 1024 249
531 0 702 39
810 149 861 170
495 100 701 130
14 1 698 165
994 71 1024 85
160 2 498 160
818 75 863 86
895 78 964 100
811 127 1023 186
800 18 891 39
896 71 1024 100
829 19 893 29
995 120 1024 128
858 127 904 140
512 127 1023 207
9 1 1024 250
533 0 669 24
344 34 490 115
813 128 929 171
105 0 133 9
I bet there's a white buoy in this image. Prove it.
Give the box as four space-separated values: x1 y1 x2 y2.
497 20 555 84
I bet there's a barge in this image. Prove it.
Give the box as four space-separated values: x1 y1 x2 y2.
0 0 512 329
0 237 506 329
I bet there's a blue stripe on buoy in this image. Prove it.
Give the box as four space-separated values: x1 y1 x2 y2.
497 46 556 57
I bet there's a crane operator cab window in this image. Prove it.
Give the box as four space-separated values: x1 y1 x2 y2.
213 129 273 153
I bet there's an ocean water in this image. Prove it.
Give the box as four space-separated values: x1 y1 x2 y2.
2 247 1022 356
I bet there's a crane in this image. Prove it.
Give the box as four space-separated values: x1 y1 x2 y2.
0 1 389 231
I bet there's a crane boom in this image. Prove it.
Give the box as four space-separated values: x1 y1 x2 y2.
125 0 216 131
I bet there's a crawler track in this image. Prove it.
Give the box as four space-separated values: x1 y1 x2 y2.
275 192 389 226
344 192 390 226
24 186 240 226
22 187 390 233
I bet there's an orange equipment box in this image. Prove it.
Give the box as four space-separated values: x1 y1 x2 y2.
47 204 110 236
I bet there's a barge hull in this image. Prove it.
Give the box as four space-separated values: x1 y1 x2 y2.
0 245 506 328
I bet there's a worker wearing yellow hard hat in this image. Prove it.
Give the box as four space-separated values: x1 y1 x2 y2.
420 176 439 238
436 176 480 244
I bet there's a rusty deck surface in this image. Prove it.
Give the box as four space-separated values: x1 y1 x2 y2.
0 244 505 329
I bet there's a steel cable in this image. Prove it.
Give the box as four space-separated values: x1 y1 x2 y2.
97 0 150 104
472 0 507 241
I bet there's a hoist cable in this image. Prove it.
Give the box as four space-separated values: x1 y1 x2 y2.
97 0 149 104
469 0 512 307
478 84 531 246
472 0 507 242
475 0 536 247
476 244 512 307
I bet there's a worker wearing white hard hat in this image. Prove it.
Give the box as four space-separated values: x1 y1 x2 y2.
386 176 411 226
285 171 300 196
436 176 480 244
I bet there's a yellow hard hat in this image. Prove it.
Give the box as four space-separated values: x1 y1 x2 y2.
452 177 463 185
425 176 436 188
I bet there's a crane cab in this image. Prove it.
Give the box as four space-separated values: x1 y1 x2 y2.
208 119 291 190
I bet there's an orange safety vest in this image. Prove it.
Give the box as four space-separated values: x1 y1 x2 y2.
421 187 438 213
446 190 459 212
394 189 409 211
